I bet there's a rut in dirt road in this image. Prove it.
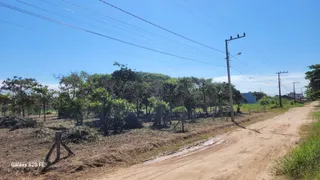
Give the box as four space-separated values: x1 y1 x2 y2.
91 102 316 180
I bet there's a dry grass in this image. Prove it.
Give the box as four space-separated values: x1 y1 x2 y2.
0 108 293 180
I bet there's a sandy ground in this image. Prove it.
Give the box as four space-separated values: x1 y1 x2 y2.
90 102 317 180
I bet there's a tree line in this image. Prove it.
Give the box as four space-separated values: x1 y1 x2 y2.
0 62 244 135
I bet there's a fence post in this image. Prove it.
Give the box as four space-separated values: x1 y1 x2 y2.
56 132 61 161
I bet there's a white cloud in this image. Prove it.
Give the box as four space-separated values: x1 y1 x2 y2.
212 72 308 96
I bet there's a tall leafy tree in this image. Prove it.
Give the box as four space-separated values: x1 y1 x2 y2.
33 85 55 121
1 76 38 117
57 72 88 124
89 87 112 135
0 93 11 116
305 64 320 100
196 78 213 114
176 77 197 119
111 62 137 99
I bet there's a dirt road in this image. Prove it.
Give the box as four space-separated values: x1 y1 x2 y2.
94 103 317 180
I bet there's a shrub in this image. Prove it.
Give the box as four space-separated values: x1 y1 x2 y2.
124 113 142 129
172 106 187 113
259 96 271 106
64 126 98 144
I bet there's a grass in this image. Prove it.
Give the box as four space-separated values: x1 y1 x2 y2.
239 101 304 114
274 106 320 179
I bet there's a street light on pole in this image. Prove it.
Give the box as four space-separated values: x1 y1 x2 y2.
225 33 246 122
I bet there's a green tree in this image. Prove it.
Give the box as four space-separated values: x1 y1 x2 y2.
1 76 38 117
196 78 213 114
305 64 320 100
57 72 88 124
0 93 11 116
233 87 243 113
162 78 178 121
89 87 112 135
172 106 187 132
176 77 197 119
110 98 133 133
33 85 55 121
111 62 137 99
252 91 267 101
153 99 169 127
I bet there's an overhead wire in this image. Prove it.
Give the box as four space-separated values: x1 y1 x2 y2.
39 0 220 60
98 0 225 53
0 2 214 65
6 1 280 89
62 0 219 59
0 19 26 28
174 0 278 78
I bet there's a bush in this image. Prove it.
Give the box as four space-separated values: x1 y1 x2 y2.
46 111 53 115
64 126 97 144
124 113 142 129
259 96 271 106
172 106 187 113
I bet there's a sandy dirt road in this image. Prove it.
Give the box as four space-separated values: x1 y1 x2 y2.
94 102 317 180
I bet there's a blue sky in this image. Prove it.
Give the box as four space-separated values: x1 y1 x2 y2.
0 0 319 95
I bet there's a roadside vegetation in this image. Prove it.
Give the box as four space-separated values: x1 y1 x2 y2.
274 107 320 179
274 64 320 180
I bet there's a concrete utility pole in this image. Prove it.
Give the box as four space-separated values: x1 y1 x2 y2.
292 81 300 103
225 33 246 121
276 71 288 107
301 88 304 102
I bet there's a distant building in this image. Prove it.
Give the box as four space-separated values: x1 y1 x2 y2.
287 92 303 100
241 92 257 104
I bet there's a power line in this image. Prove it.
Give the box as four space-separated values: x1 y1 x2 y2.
17 0 76 21
43 0 219 59
177 0 227 31
98 0 224 53
229 57 278 83
0 19 25 28
68 1 217 58
230 67 274 85
229 54 249 67
39 0 58 7
0 2 213 65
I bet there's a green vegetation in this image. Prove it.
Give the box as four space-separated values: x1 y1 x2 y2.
239 96 303 114
0 62 308 136
305 64 320 100
0 62 244 135
274 108 320 179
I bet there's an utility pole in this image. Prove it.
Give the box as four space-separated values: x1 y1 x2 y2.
292 81 300 103
225 33 246 121
276 71 288 107
301 88 304 102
